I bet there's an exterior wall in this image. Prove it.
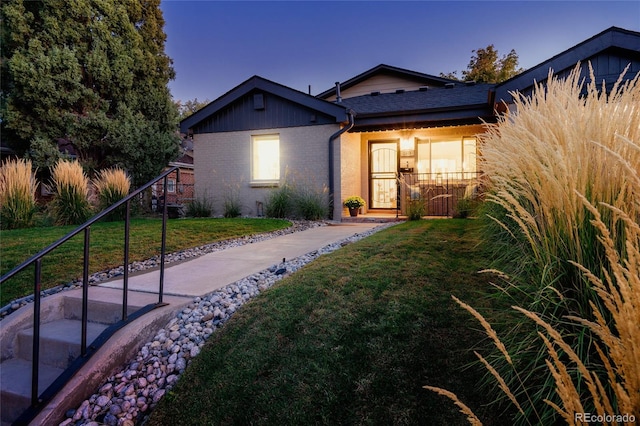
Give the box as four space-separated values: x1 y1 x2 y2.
335 132 362 219
326 74 432 101
194 124 339 216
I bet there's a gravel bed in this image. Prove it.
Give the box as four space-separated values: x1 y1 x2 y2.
58 222 395 426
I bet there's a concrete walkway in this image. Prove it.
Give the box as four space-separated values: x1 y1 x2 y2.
99 222 382 297
25 221 387 425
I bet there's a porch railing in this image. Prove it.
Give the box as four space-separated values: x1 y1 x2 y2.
398 171 482 217
0 166 180 424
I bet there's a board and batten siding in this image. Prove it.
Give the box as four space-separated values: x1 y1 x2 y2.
192 91 338 134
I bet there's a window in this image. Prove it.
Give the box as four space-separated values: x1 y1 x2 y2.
252 134 280 183
462 137 477 173
431 140 460 173
167 179 176 193
416 137 477 175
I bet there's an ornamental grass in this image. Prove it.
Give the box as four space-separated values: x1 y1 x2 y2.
426 64 640 424
49 159 93 225
0 158 37 229
93 167 131 220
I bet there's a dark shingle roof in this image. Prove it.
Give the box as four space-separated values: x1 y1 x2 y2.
341 83 494 115
338 83 496 132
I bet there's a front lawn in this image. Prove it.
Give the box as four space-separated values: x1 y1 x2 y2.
148 219 512 425
0 218 290 306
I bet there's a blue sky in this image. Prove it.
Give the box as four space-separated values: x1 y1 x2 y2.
160 1 640 102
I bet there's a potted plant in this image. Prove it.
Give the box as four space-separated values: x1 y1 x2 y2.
344 196 366 217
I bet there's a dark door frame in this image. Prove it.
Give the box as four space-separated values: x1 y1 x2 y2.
368 140 399 209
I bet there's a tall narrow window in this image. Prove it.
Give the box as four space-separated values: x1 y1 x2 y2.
417 141 430 174
167 179 176 193
463 137 477 174
251 134 280 183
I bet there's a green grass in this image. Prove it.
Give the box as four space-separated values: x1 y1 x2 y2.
0 218 290 306
149 220 513 425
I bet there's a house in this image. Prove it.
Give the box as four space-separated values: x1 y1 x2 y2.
153 139 195 214
180 26 640 220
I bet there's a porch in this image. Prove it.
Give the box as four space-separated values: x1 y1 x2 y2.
340 171 482 222
341 210 405 223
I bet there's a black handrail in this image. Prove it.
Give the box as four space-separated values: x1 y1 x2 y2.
0 166 180 424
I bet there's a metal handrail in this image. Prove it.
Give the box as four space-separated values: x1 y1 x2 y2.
0 166 180 423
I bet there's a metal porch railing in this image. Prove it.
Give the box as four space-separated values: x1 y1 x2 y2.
0 166 181 424
398 172 482 216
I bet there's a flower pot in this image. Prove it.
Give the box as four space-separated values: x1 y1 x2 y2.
348 207 359 217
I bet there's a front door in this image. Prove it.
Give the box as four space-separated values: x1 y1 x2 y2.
369 141 398 209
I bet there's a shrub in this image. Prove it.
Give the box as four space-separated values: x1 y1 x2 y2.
93 167 130 221
222 183 242 218
264 175 330 220
293 184 329 220
264 183 293 219
406 199 426 220
0 158 37 229
465 64 640 423
453 197 477 219
49 159 93 225
186 194 213 218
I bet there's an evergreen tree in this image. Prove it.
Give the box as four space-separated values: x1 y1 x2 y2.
0 0 179 186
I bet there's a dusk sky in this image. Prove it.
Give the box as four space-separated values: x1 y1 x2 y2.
160 1 640 103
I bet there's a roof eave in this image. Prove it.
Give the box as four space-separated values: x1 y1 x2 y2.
350 105 496 132
352 103 493 119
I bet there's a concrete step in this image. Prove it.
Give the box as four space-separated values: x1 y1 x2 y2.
62 286 166 324
0 358 64 425
16 319 109 369
0 287 191 424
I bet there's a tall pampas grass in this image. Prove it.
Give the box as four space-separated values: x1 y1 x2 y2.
474 64 640 422
427 191 640 422
481 63 639 291
49 159 93 225
428 214 640 423
93 167 131 221
0 158 37 229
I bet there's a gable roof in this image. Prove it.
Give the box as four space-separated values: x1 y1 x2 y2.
180 75 348 134
494 26 640 103
316 64 457 100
